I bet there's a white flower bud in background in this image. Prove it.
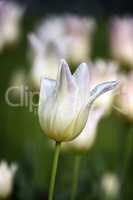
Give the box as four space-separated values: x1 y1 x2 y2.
90 59 119 112
115 72 133 122
101 172 120 199
37 15 96 64
0 1 24 51
61 15 96 64
62 107 105 152
0 161 18 199
38 59 118 142
9 69 27 98
28 15 96 88
28 34 59 89
109 17 133 66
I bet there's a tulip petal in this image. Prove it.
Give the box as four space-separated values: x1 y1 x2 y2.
40 77 56 99
38 77 56 115
64 107 105 151
73 62 90 104
89 80 118 104
50 60 79 139
59 104 90 141
56 59 77 95
40 88 79 141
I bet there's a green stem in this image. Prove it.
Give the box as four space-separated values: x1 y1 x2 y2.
71 155 81 200
48 141 61 200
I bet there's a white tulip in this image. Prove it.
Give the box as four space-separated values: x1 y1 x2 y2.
38 59 118 142
0 161 17 198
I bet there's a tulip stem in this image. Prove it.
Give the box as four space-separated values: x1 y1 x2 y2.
48 141 61 200
71 155 81 200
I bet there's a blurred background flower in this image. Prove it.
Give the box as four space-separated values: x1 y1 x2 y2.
0 161 17 199
109 17 133 66
0 1 24 51
100 172 120 199
9 69 27 98
33 15 96 65
28 33 59 89
28 15 96 89
90 59 119 112
115 72 133 122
